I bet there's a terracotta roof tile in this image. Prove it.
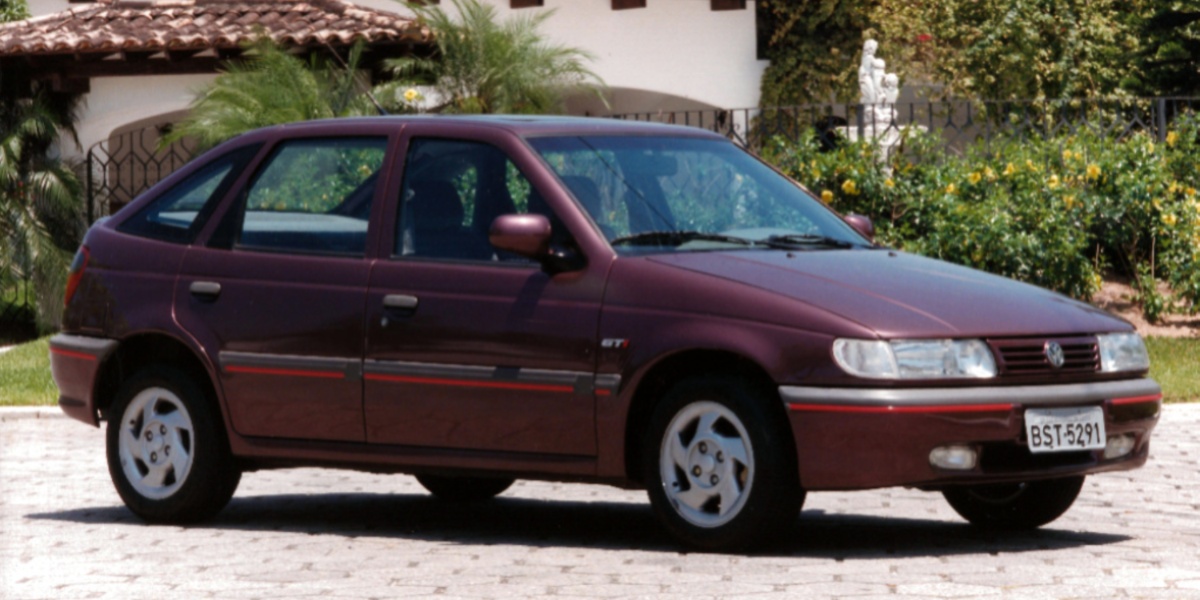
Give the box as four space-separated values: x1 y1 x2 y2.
0 0 430 57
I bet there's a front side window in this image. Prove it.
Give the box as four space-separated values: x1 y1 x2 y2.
237 137 387 256
530 135 869 254
396 138 554 261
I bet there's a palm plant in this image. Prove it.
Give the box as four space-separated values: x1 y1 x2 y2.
1 0 29 22
0 87 84 333
165 40 374 150
376 0 605 114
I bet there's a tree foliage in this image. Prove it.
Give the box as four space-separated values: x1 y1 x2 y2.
1 83 84 332
758 0 876 106
165 40 373 150
1128 1 1200 97
872 0 1138 101
758 0 1153 104
378 0 604 114
0 0 29 23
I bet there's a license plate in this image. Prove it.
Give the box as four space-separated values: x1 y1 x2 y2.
1024 406 1106 453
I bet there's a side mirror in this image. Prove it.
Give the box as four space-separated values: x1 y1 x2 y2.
490 213 552 258
843 213 875 242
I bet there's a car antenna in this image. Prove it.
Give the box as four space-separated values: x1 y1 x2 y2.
322 41 390 116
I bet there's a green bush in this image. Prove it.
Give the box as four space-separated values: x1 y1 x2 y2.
761 123 1200 319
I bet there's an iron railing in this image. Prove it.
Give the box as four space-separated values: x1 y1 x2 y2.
609 97 1200 155
85 124 198 223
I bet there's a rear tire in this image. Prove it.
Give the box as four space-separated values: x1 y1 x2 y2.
643 376 802 551
416 474 515 502
943 476 1084 530
106 366 240 523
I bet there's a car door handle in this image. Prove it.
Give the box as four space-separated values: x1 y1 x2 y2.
190 281 222 299
383 294 419 314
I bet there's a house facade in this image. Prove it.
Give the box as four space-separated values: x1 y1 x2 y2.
8 0 766 163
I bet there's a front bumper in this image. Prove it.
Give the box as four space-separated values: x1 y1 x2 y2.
779 378 1161 490
49 334 118 427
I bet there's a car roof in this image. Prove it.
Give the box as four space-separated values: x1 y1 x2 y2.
268 114 729 140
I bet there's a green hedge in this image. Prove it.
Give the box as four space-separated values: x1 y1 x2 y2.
761 123 1200 320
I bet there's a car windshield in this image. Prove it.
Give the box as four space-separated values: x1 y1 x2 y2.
528 135 870 254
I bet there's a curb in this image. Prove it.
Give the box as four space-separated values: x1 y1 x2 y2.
0 407 66 421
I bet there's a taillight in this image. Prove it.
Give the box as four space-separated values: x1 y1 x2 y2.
64 246 89 307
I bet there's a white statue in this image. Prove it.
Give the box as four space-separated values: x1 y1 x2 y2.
845 38 916 166
876 73 899 124
858 40 878 106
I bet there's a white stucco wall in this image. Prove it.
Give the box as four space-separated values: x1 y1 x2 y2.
26 0 68 17
60 74 216 161
357 0 767 113
39 0 764 159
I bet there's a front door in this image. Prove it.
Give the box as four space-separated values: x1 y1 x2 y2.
363 131 605 456
176 135 390 442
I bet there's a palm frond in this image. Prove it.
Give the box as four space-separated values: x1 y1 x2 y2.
397 0 606 115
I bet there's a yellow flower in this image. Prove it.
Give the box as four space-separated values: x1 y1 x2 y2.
1188 187 1198 198
1086 164 1101 180
1169 182 1180 195
1003 163 1017 177
1167 131 1179 147
1163 213 1178 227
812 168 822 180
841 179 859 196
968 172 982 185
946 183 957 195
1025 159 1039 173
884 178 895 189
821 190 834 204
1062 149 1073 161
1064 195 1077 209
404 88 420 103
1048 174 1060 189
984 166 997 181
1147 141 1156 154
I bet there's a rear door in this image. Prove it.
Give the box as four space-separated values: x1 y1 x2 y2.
362 125 608 456
175 132 393 442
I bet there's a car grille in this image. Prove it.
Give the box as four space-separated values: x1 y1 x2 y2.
988 336 1099 376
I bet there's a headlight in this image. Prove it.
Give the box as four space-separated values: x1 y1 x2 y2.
833 338 997 380
1097 332 1150 372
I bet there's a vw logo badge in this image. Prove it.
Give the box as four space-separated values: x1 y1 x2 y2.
1045 341 1065 368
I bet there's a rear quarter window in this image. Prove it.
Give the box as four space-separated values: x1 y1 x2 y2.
117 144 261 243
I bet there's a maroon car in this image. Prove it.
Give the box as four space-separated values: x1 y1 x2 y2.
50 116 1161 550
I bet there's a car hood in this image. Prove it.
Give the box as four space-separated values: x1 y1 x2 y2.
647 249 1130 339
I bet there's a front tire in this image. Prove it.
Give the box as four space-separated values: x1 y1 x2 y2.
942 476 1084 530
643 376 802 551
106 367 240 523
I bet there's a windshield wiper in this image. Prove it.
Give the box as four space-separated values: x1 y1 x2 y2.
763 234 860 249
610 230 757 248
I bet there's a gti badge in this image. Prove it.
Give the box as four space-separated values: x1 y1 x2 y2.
601 338 630 350
1045 341 1065 369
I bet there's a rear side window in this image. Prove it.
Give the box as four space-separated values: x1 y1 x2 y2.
235 137 388 257
118 144 260 243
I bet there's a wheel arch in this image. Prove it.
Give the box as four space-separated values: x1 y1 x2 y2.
621 349 792 485
94 332 219 421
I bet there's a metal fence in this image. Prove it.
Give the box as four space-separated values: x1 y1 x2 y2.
609 97 1200 155
85 123 198 223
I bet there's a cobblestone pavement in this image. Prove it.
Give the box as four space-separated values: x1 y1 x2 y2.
3 405 1199 599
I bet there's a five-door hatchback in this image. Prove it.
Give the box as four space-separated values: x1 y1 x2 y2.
51 116 1161 550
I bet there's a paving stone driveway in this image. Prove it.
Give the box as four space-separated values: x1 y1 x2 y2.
2 404 1199 599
